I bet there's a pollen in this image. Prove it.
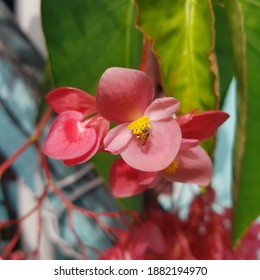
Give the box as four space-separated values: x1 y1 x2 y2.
128 116 151 135
164 159 179 174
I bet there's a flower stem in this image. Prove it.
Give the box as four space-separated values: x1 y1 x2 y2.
0 107 52 177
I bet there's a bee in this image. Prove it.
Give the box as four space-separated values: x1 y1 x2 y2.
136 128 150 146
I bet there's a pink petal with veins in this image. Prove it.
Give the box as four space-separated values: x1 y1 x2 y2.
46 87 96 116
63 145 98 166
137 170 158 186
180 139 199 150
96 67 154 123
44 111 97 160
103 124 132 154
144 97 180 121
180 110 229 141
64 115 110 165
162 142 212 186
121 119 182 172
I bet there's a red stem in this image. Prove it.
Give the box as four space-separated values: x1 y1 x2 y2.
0 107 53 177
67 209 88 259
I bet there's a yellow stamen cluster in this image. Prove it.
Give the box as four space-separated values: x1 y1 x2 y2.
128 116 151 135
164 160 179 174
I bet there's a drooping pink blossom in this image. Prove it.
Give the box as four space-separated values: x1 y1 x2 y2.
44 87 109 164
110 139 212 197
100 190 260 260
96 67 182 172
109 105 229 197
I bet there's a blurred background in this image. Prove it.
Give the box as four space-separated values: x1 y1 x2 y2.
0 0 121 259
5 0 46 57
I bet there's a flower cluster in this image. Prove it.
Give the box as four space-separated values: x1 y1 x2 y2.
44 67 229 196
99 189 260 260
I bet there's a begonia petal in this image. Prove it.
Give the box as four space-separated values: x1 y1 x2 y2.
175 109 198 126
64 115 110 165
96 67 154 123
144 97 180 121
104 124 132 154
86 114 110 140
137 170 158 186
44 111 97 160
180 139 199 150
162 145 212 186
46 87 96 116
110 158 151 197
121 119 182 172
180 110 229 141
63 144 98 166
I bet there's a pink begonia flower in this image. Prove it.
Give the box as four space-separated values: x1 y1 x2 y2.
96 67 182 172
110 139 212 197
176 110 229 141
44 87 109 165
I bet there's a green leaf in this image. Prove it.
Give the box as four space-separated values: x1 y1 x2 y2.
41 0 143 210
41 0 143 94
135 0 218 113
214 3 235 106
225 0 260 245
